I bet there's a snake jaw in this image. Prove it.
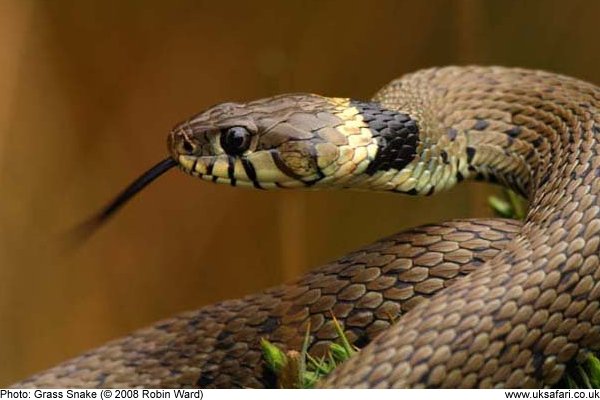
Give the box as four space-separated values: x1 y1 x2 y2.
167 94 343 188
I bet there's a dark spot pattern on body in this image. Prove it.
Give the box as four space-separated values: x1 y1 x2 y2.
466 147 476 164
473 119 489 131
259 316 280 334
447 128 458 141
197 373 215 387
505 126 521 137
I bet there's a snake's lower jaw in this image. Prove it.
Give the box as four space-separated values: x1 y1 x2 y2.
176 153 311 189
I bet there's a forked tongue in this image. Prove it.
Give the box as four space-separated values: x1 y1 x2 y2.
71 157 177 243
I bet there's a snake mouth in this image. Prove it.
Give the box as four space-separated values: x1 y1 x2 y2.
176 152 320 189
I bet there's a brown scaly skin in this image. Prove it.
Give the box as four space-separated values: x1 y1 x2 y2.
16 219 520 388
15 66 600 388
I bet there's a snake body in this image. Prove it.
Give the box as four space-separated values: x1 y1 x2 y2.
15 66 600 388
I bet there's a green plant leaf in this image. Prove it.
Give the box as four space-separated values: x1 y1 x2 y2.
260 338 287 373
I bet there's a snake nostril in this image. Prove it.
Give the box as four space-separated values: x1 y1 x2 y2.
182 138 194 153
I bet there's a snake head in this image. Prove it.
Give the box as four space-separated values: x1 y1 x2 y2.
79 93 425 238
168 94 394 189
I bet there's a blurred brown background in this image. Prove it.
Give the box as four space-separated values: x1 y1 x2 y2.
1 0 599 385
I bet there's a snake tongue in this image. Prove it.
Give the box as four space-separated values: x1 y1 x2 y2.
71 157 177 242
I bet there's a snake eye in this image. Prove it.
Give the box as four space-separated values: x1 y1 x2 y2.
220 126 251 156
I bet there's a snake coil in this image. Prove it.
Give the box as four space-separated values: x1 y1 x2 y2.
15 66 600 388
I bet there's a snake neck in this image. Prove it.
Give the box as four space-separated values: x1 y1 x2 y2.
366 67 600 213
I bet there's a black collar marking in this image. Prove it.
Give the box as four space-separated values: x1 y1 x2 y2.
350 100 420 176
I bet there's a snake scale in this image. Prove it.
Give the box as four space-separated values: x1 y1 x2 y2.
14 66 600 388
